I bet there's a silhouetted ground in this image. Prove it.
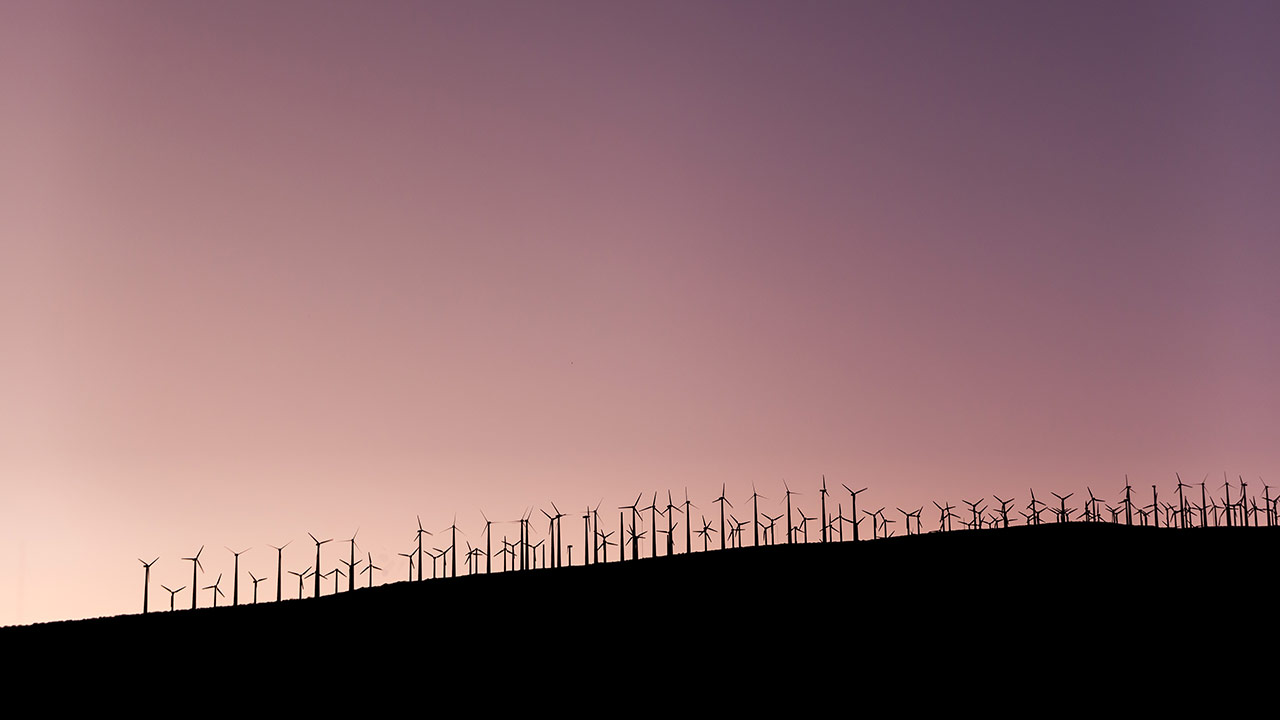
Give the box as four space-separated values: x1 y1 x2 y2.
6 524 1272 704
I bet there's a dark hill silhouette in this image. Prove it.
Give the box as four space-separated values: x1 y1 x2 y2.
5 523 1273 704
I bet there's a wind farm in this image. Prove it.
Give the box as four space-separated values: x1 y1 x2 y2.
13 475 1279 618
5 476 1277 702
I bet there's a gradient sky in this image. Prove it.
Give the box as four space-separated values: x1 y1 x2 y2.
2 1 1278 625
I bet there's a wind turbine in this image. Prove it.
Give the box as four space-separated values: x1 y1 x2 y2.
696 516 714 551
361 552 381 588
289 567 312 599
1027 489 1046 526
414 517 432 582
181 546 204 610
249 571 267 604
934 501 956 532
269 541 291 602
325 567 345 595
764 513 783 545
713 484 732 551
820 476 830 543
139 557 158 614
308 532 333 598
443 516 463 578
161 584 184 611
551 503 566 567
896 508 916 536
842 485 867 541
226 546 249 606
598 529 616 562
664 490 681 557
1174 475 1191 529
640 493 660 559
399 549 416 581
345 529 360 592
482 510 494 572
991 496 1013 528
204 573 225 608
541 507 561 568
340 553 362 590
620 494 643 560
746 484 766 547
582 506 592 566
1050 493 1073 523
782 480 799 544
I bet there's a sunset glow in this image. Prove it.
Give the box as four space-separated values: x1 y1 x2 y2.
2 1 1277 626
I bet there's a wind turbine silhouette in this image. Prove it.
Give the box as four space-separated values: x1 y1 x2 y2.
795 508 814 543
1050 493 1073 523
1027 489 1046 526
842 485 867 541
830 504 847 541
520 507 534 570
249 571 267 603
414 516 432 582
592 500 604 562
732 515 749 547
269 541 291 602
864 507 885 539
963 499 985 530
551 503 566 567
664 491 681 557
308 533 332 599
443 516 463 578
598 529 616 562
226 546 249 606
481 510 494 572
181 546 204 610
696 516 714 551
325 567 345 595
1173 475 1191 529
497 538 515 571
934 501 955 532
161 584 184 611
361 552 381 588
782 480 800 544
820 476 830 543
581 506 592 566
340 552 362 590
713 484 732 551
620 495 642 560
992 496 1013 528
399 549 416 581
897 508 914 536
139 557 158 614
764 513 783 545
344 529 360 592
627 523 646 561
640 493 660 559
204 573 225 608
746 484 766 547
288 567 312 599
541 506 561 568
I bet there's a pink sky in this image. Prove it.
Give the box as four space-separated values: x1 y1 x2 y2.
2 1 1278 625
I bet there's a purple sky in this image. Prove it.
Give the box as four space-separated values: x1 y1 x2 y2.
2 1 1278 625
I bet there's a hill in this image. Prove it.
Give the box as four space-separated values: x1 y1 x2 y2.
5 523 1272 702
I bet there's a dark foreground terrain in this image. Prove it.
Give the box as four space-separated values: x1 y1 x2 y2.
5 523 1272 704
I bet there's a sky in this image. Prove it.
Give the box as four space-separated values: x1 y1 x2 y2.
2 0 1278 626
